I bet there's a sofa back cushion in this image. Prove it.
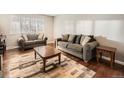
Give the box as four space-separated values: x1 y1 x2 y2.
75 35 82 44
27 34 38 40
62 34 69 41
68 34 76 43
67 44 83 52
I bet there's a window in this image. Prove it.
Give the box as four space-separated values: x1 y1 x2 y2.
10 15 44 34
64 20 75 34
76 20 93 35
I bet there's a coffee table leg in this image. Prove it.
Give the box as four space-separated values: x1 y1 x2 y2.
43 59 46 72
58 53 61 65
110 53 114 68
96 50 99 64
34 51 36 59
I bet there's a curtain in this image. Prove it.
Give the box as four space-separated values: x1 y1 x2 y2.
10 15 44 34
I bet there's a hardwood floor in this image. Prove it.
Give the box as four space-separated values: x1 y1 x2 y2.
3 43 124 78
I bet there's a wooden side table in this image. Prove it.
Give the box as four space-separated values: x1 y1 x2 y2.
96 46 116 68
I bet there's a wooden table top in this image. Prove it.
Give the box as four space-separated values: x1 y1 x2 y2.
97 46 116 52
34 46 61 58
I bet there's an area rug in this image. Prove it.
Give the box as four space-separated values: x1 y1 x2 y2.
5 52 96 78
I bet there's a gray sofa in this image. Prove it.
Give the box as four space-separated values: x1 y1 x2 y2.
56 34 98 62
18 33 47 50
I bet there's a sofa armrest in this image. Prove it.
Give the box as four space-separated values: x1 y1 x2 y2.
56 38 62 43
43 37 48 45
83 41 98 62
86 41 98 50
55 38 62 47
17 37 26 49
43 37 48 41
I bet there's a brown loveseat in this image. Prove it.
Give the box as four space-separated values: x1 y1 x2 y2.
18 33 47 50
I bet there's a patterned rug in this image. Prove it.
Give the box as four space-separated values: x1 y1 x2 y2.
5 52 96 78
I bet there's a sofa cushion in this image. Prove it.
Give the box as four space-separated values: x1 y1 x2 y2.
34 40 44 44
58 41 69 48
24 41 35 45
62 34 69 41
67 44 83 52
27 34 38 40
68 34 76 43
75 35 82 44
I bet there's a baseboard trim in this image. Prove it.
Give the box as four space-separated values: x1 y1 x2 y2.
102 56 124 65
6 46 19 50
48 41 54 43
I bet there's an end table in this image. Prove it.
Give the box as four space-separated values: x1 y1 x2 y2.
96 46 116 68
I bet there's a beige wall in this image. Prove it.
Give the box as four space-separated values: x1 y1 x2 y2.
54 14 124 62
0 14 54 49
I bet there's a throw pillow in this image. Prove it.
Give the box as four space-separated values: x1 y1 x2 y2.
75 35 82 44
22 34 28 41
68 34 76 43
80 35 85 44
81 36 91 46
87 35 96 42
38 33 44 40
62 34 69 41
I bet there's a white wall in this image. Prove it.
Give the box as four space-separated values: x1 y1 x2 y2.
54 14 124 62
54 14 124 43
0 14 54 49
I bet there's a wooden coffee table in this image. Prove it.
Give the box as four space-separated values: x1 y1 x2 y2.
34 46 61 72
